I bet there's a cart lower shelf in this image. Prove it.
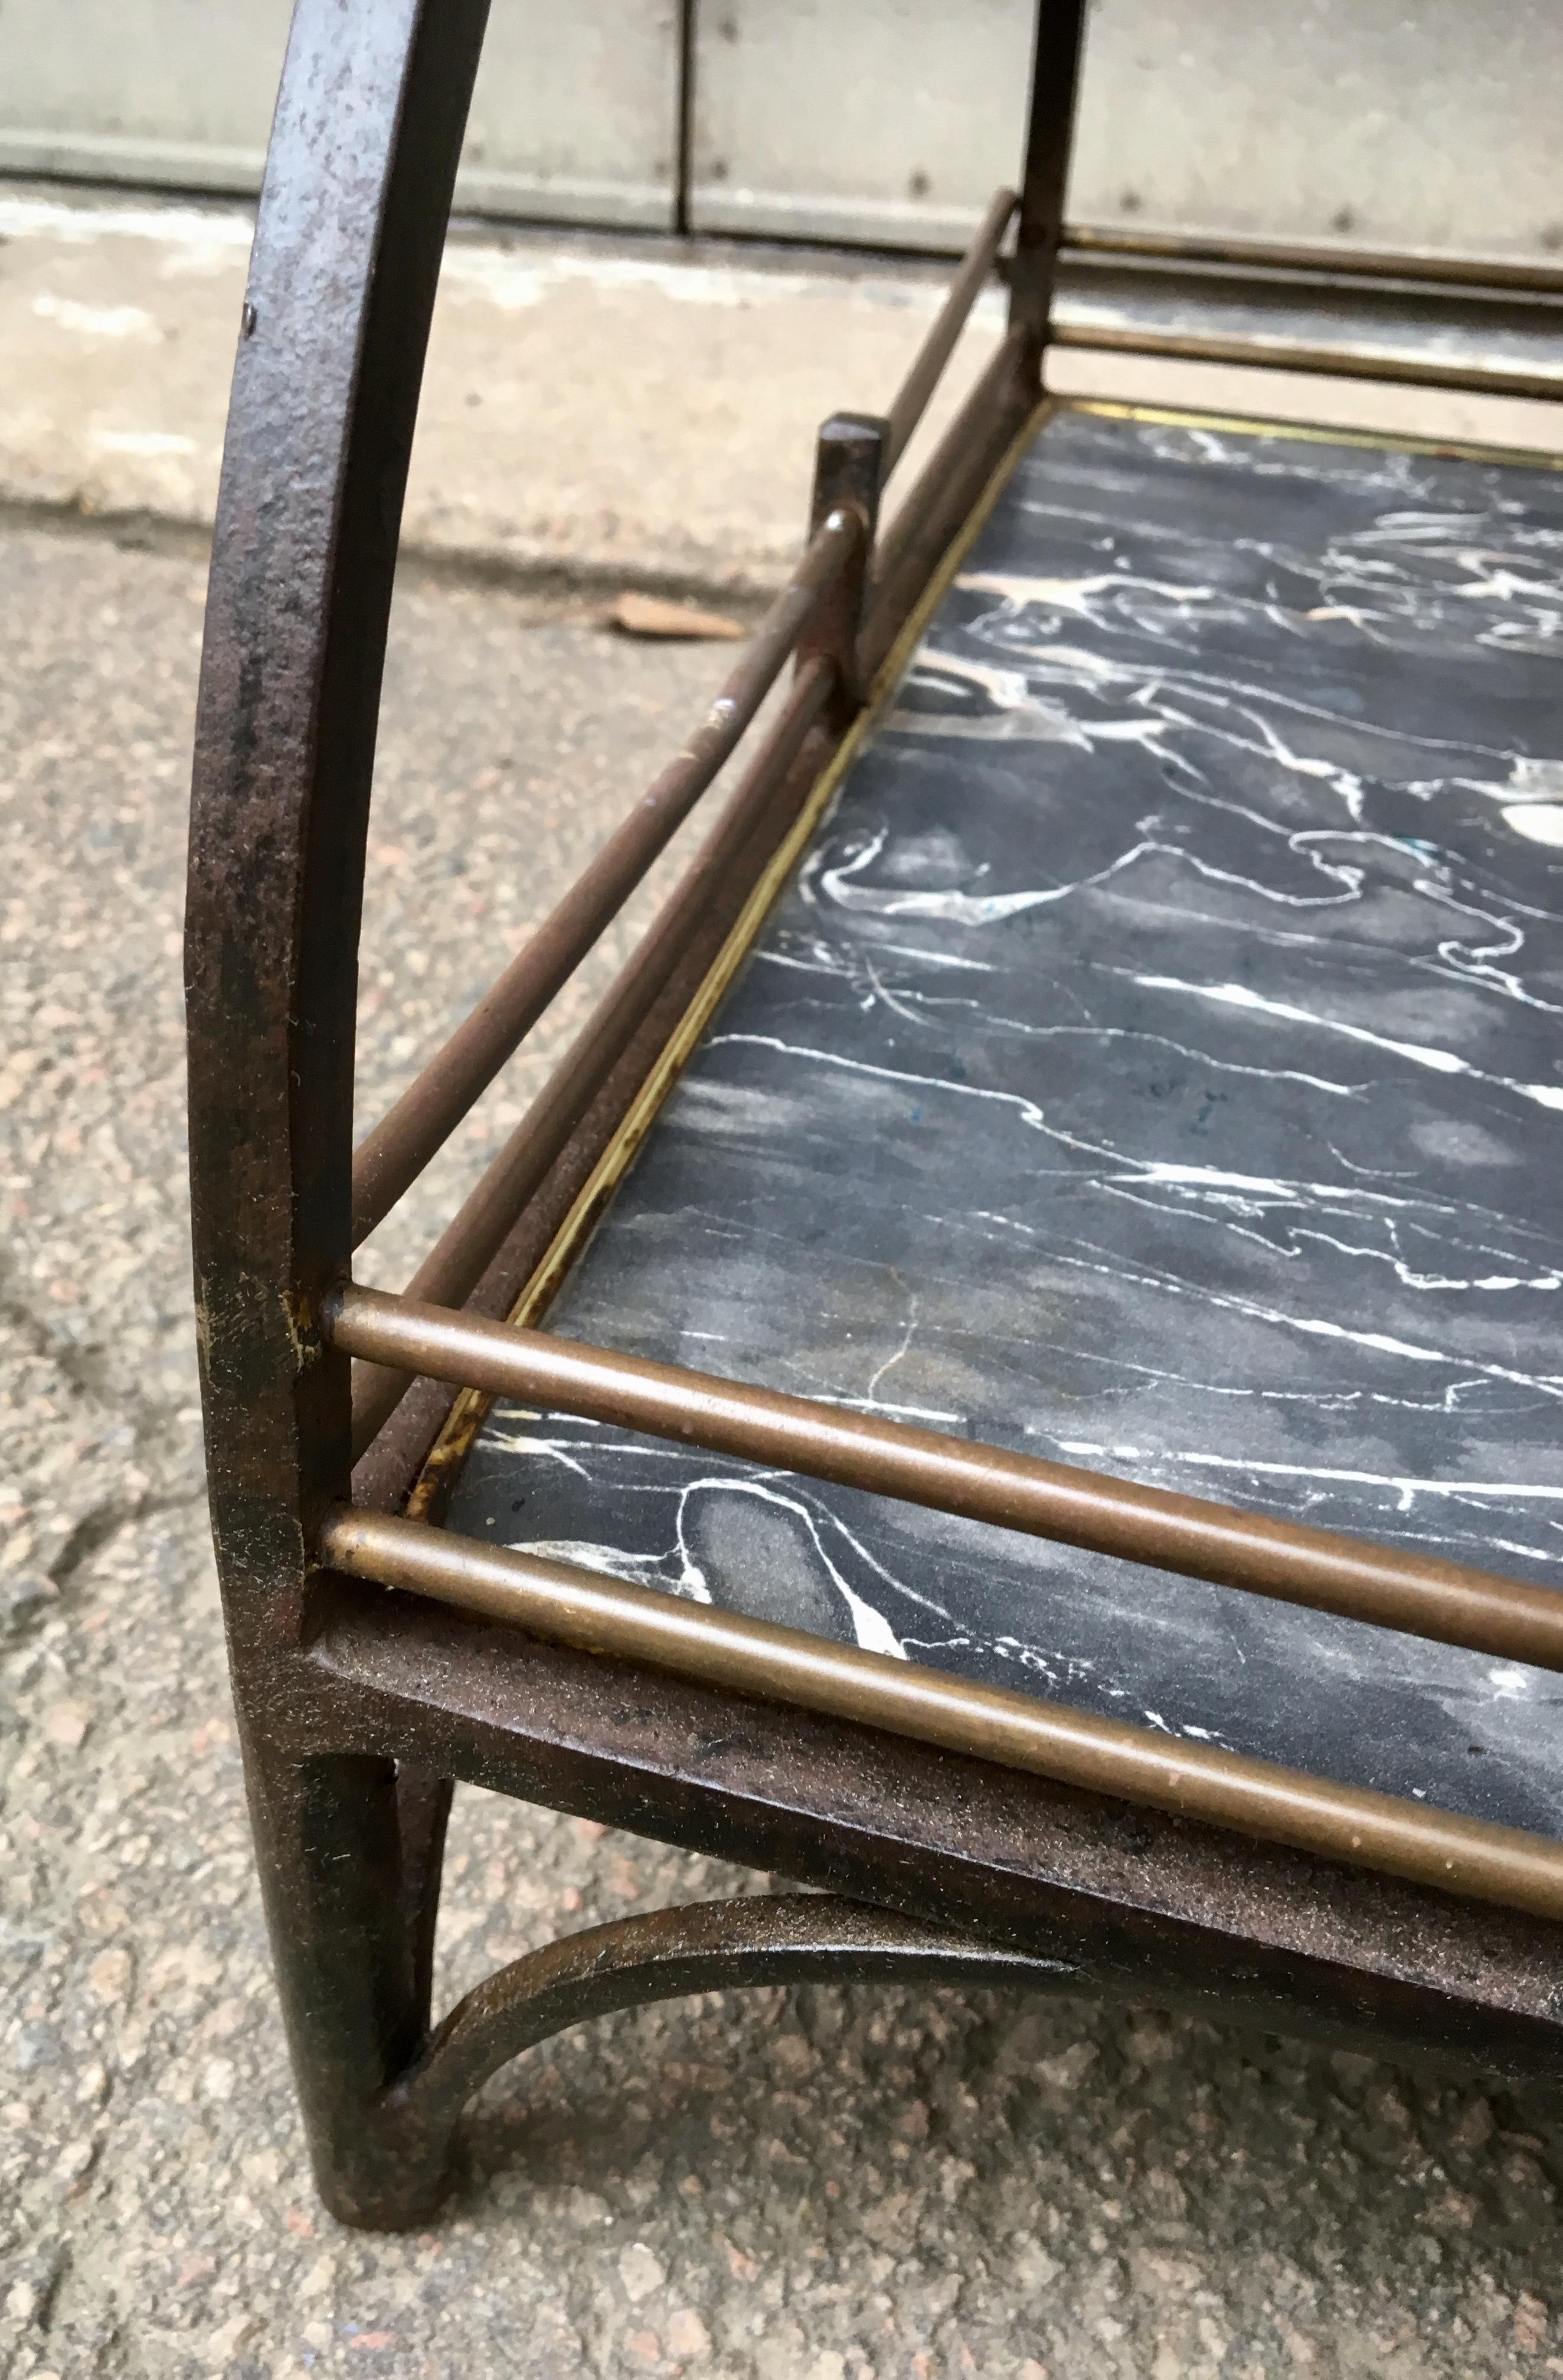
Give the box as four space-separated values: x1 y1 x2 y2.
446 400 1563 1842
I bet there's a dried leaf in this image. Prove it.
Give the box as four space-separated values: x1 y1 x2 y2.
607 591 746 641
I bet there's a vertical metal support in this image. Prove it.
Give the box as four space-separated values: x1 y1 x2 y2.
1008 0 1089 391
674 0 697 236
797 411 887 718
185 0 492 2229
244 1744 438 2226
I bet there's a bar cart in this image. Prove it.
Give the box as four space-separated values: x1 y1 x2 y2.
187 0 1563 2226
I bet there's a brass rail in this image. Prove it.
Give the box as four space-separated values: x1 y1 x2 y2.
330 1283 1563 1676
1063 220 1563 300
350 191 1026 1456
318 1505 1563 1925
883 187 1017 471
351 188 1020 1258
349 515 858 1246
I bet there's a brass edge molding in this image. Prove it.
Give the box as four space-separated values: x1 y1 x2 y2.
1062 394 1563 475
407 396 1053 1519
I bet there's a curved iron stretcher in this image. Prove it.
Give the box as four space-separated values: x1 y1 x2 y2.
185 0 1563 2228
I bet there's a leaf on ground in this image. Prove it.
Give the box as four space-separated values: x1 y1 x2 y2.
607 591 746 640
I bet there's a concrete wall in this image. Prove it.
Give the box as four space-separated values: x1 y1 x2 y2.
0 0 682 230
1 0 1557 264
690 0 1563 262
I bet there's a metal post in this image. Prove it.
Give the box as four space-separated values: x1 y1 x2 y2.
1008 0 1089 390
797 411 887 716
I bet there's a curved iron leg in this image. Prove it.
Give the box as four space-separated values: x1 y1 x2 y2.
370 1895 1080 2230
250 1714 1084 2227
245 1743 1083 2229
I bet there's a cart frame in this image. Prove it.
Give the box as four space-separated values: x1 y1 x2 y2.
186 0 1563 2227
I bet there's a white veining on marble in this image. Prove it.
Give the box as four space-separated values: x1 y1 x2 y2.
1125 972 1563 1111
454 414 1563 1830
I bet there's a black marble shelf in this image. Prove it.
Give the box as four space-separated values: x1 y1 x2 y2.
447 403 1563 1839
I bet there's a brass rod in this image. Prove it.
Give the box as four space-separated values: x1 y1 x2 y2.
1048 318 1563 406
349 661 836 1457
316 1505 1563 1925
865 330 1031 680
883 187 1017 473
329 1283 1563 1676
349 513 859 1246
351 181 1024 1254
1062 221 1563 301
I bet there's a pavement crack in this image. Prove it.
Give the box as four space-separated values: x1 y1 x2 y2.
0 1276 110 1407
46 1502 140 1590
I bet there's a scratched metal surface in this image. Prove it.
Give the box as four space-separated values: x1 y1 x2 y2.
449 405 1563 1836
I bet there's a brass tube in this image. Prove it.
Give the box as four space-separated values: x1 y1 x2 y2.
864 330 1032 683
349 514 859 1246
349 661 836 1457
883 187 1018 473
316 1505 1563 1925
1062 221 1563 300
1047 317 1563 406
351 181 1025 1254
328 1282 1563 1676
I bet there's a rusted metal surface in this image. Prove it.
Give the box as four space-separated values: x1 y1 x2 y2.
349 509 859 1247
882 185 1017 471
184 0 496 2231
318 1508 1563 1925
1008 0 1089 374
796 413 885 715
330 1285 1563 1680
187 0 491 1643
186 0 1563 2239
308 1584 1563 2082
371 1895 1075 2225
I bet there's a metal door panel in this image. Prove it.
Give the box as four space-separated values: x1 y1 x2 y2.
689 0 1563 267
0 0 680 230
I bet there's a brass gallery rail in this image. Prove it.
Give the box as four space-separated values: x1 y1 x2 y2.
323 1284 1563 1923
332 1286 1563 1673
346 187 1024 1456
326 178 1563 1928
318 1503 1563 1927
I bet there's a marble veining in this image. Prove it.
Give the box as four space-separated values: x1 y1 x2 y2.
448 408 1563 1835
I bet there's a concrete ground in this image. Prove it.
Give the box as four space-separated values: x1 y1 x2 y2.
5 182 1563 603
4 191 1563 2380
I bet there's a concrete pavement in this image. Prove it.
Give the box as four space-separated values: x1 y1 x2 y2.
3 189 1563 2380
4 182 1563 606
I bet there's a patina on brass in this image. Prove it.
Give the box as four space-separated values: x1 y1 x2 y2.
185 0 1563 2241
319 1506 1563 1925
329 1283 1563 1681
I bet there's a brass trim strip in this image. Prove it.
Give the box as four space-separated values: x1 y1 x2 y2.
319 1505 1563 1927
407 395 1052 1517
